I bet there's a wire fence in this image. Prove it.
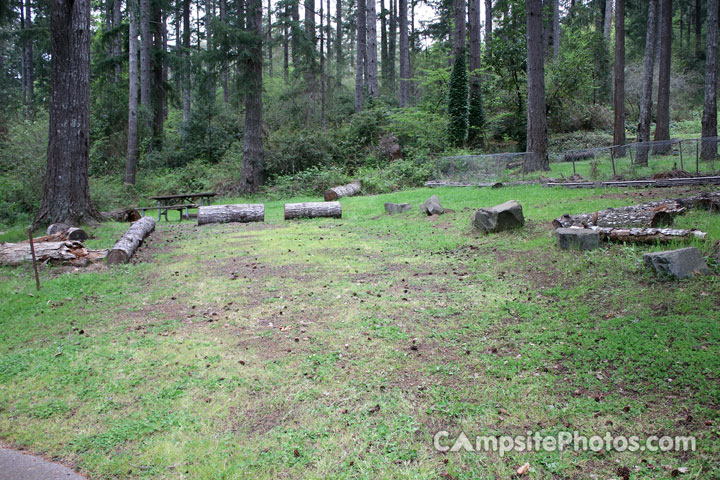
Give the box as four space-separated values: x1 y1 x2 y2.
430 136 720 184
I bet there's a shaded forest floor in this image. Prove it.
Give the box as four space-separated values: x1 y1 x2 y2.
1 185 719 479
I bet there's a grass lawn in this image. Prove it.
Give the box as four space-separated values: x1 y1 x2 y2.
1 185 719 479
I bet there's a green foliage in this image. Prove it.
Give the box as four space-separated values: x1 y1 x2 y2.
467 85 485 144
447 47 468 147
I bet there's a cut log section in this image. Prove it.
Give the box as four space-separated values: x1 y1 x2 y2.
285 201 342 220
590 226 706 243
47 223 70 235
0 241 106 266
324 181 361 201
197 204 264 225
553 202 685 229
101 208 142 223
43 224 89 242
106 216 156 265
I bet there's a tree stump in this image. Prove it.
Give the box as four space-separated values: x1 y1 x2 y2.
197 204 265 225
285 201 342 220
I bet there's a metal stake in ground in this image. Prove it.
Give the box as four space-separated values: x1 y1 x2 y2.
27 228 40 290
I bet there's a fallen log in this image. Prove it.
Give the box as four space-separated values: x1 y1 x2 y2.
324 181 361 201
197 204 264 225
101 208 142 223
43 224 88 242
106 216 155 265
285 201 342 220
553 202 684 229
590 226 707 244
47 223 70 235
0 241 106 266
676 191 720 211
545 176 720 188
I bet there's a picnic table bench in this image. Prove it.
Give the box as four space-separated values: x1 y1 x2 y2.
140 192 217 221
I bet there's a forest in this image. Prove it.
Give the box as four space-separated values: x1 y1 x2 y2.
0 0 718 226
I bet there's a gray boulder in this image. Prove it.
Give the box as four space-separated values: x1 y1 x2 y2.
471 200 525 233
555 227 600 251
385 202 413 214
420 195 444 215
643 247 710 279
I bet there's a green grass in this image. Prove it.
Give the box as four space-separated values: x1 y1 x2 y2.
1 185 719 479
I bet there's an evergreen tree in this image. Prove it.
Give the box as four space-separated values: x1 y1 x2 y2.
447 47 468 146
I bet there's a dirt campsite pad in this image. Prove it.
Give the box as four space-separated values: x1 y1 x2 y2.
1 186 718 479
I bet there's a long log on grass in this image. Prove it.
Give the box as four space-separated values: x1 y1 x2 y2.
0 241 106 266
285 201 342 220
591 226 707 243
324 181 361 201
106 216 155 265
553 202 685 229
676 191 720 211
101 208 142 222
197 204 264 225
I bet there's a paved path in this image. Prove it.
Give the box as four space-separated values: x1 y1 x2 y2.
0 447 84 480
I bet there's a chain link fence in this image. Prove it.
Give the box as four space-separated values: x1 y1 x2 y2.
429 137 720 185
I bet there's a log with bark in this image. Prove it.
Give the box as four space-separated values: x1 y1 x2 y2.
0 241 106 266
324 181 361 201
45 224 88 242
590 226 707 244
101 208 142 222
197 204 265 225
285 201 342 220
552 201 685 229
106 216 155 265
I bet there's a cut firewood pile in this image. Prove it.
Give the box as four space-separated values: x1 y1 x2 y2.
552 191 718 244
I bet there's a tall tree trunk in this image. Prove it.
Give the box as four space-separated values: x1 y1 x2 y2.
355 0 367 111
305 0 317 123
603 0 612 39
320 0 326 129
20 0 27 106
653 0 672 153
702 0 719 160
366 0 379 97
468 0 483 143
113 0 123 83
336 0 343 84
524 0 549 172
140 0 152 128
327 0 332 78
152 1 165 150
388 0 397 90
636 0 658 166
221 0 229 100
182 0 191 126
267 0 273 75
381 0 389 89
282 1 289 80
126 0 140 186
613 0 626 156
398 0 408 106
241 0 264 192
24 0 34 106
291 0 299 64
552 0 559 58
36 0 100 225
453 0 466 57
484 0 492 54
696 0 702 58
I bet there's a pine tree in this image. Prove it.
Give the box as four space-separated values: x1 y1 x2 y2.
447 47 468 146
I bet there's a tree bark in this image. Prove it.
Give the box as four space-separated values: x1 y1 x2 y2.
35 0 100 226
468 0 483 142
221 0 229 101
0 241 106 267
267 0 273 76
653 0 672 153
197 204 265 224
291 0 299 64
240 0 264 193
636 0 658 166
552 0 559 58
398 0 409 106
140 0 152 128
591 226 706 243
283 0 290 80
484 0 492 54
388 0 397 90
524 0 549 172
107 216 155 265
324 181 361 201
126 0 140 185
182 0 191 127
284 201 342 219
366 0 379 97
603 0 612 39
552 200 687 229
696 0 702 58
23 0 34 107
336 0 343 84
355 0 367 111
453 0 466 58
613 0 626 156
305 0 317 123
702 0 719 160
381 0 389 88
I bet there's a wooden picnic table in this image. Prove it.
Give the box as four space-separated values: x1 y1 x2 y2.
149 192 216 207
